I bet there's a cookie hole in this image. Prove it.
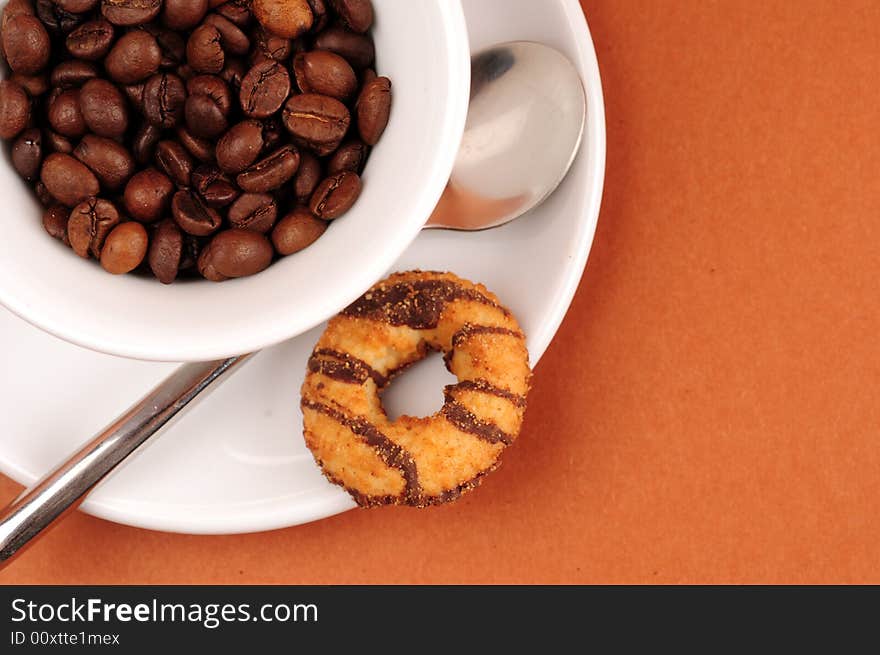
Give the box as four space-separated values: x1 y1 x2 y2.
381 350 457 421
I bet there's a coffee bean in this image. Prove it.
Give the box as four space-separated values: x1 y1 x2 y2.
252 0 313 39
41 153 100 206
327 139 368 175
49 60 99 88
330 0 373 34
313 25 373 69
101 0 161 27
10 72 49 97
220 57 247 91
100 221 148 273
192 164 239 207
236 144 299 193
66 19 115 61
260 116 284 152
142 72 186 128
355 75 391 145
205 13 249 56
186 75 232 113
171 190 222 236
124 168 174 222
178 233 202 273
45 130 74 154
74 134 136 191
2 14 51 74
216 119 263 174
309 170 360 219
187 24 224 74
282 93 349 156
34 181 56 206
251 26 291 63
123 81 146 109
47 89 85 138
36 0 84 34
67 196 119 257
0 80 30 139
12 128 43 182
162 0 208 31
55 0 99 13
216 1 252 28
154 139 193 187
228 192 277 232
105 30 161 84
42 204 71 243
132 122 161 164
293 50 356 100
176 126 215 162
360 67 376 84
143 24 186 69
306 0 328 32
239 60 290 119
292 150 322 202
272 205 326 255
80 78 129 138
185 94 228 139
1 0 35 35
198 228 273 280
148 218 183 283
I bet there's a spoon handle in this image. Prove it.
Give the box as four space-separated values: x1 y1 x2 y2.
0 355 250 568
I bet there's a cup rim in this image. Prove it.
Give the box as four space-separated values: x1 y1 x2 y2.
0 1 471 362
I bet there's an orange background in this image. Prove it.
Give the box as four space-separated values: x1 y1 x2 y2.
3 0 880 584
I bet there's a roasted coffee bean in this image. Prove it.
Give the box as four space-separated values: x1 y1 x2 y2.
2 14 51 74
186 75 232 112
46 130 74 154
34 181 56 206
100 221 148 273
41 153 100 206
185 94 228 138
272 205 326 255
10 72 49 97
105 30 161 84
36 0 84 33
66 19 115 61
360 67 376 84
313 25 373 69
260 116 284 152
67 196 119 257
239 60 290 119
355 75 391 145
1 0 34 33
205 13 249 56
74 134 136 190
282 93 349 156
142 72 186 128
79 78 129 138
162 0 208 31
228 192 277 232
123 81 146 108
154 139 193 187
309 170 360 219
132 122 161 164
0 80 30 139
49 60 99 88
187 24 224 74
42 204 71 242
148 218 183 283
236 144 299 193
178 233 202 272
292 150 322 202
198 228 273 280
307 0 328 32
47 89 87 138
101 0 161 26
192 164 239 207
252 0 312 39
327 139 368 175
251 26 290 63
55 0 99 13
124 168 174 222
220 57 247 91
11 128 43 182
175 62 195 81
216 1 252 28
144 24 186 68
329 0 373 34
215 119 263 174
293 50 356 100
176 126 214 162
171 189 223 236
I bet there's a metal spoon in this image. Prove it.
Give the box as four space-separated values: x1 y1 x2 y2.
0 41 586 566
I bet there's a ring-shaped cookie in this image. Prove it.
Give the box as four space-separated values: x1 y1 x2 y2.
301 271 532 507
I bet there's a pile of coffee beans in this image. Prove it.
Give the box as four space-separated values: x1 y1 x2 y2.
0 0 390 282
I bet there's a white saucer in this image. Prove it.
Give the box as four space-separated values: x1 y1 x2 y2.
0 0 605 534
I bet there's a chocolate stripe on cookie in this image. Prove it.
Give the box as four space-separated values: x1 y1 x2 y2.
343 278 509 330
308 349 387 386
441 401 515 445
451 324 523 348
444 379 527 408
302 399 421 503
